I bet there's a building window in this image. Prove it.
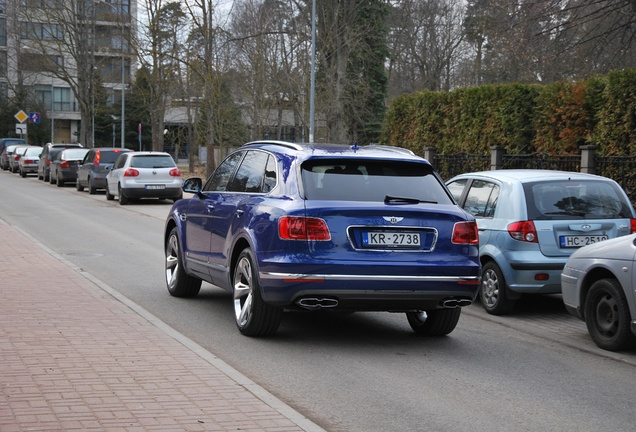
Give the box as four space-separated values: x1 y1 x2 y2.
0 19 6 46
0 82 7 105
20 22 63 40
20 53 63 73
32 84 53 108
20 0 62 9
0 0 5 14
54 87 71 111
0 51 6 75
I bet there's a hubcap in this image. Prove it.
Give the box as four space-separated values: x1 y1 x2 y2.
233 257 253 327
595 294 618 335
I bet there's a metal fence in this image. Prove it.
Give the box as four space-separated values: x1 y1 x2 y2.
431 150 636 204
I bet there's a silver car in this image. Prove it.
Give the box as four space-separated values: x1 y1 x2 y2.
106 151 182 205
561 233 636 351
18 146 43 177
447 170 636 315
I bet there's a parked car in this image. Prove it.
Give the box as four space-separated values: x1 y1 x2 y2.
8 145 31 173
561 233 636 351
77 147 132 194
0 138 26 160
1 144 21 171
446 170 636 315
18 146 43 177
164 141 481 337
49 148 90 187
106 151 182 204
37 143 83 182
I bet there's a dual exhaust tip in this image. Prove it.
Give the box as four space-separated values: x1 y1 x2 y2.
295 297 472 310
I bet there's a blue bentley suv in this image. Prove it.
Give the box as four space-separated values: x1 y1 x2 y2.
164 141 480 336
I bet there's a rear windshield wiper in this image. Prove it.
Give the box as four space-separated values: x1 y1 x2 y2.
543 210 586 217
384 195 438 205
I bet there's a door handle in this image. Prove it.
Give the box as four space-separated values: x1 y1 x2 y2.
235 210 244 218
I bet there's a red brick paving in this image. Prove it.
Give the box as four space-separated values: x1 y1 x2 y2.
0 221 322 431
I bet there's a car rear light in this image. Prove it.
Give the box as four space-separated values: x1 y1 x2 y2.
124 168 139 177
279 216 331 241
60 161 69 169
46 158 51 166
169 168 181 177
94 150 101 166
452 221 479 244
508 221 538 242
631 218 636 234
24 159 35 164
13 155 20 161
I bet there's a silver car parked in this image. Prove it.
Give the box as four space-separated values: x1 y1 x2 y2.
561 233 636 351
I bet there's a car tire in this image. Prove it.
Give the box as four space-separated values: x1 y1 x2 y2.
49 171 55 184
118 185 129 205
20 169 26 178
165 227 202 298
105 185 114 200
233 248 282 337
480 261 515 315
88 177 97 194
584 278 636 351
56 173 64 187
406 308 462 336
76 179 84 191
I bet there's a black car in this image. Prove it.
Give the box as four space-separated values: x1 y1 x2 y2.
38 143 83 182
76 147 132 194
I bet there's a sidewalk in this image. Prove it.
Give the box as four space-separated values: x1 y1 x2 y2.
0 220 325 432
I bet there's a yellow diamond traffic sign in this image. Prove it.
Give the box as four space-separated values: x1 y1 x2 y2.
15 110 28 123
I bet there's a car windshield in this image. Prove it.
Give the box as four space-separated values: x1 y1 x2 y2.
130 155 176 169
301 159 453 203
524 180 633 219
62 149 89 160
24 147 42 156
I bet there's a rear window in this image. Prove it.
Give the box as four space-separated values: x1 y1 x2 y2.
301 159 453 203
524 180 633 220
130 154 176 169
100 150 127 164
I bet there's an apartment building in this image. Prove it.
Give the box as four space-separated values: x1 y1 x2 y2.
0 0 135 144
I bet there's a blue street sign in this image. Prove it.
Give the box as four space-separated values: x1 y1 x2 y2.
29 112 41 124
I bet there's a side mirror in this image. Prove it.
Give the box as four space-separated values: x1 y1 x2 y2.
182 177 203 194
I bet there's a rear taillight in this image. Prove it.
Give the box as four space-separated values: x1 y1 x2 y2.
13 155 20 161
46 158 51 166
279 216 331 241
169 168 181 177
60 161 69 169
124 168 139 177
452 221 479 244
631 218 636 234
24 159 35 164
94 150 100 166
508 221 538 243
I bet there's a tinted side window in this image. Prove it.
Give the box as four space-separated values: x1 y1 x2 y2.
227 150 270 193
114 154 128 169
203 151 244 192
462 181 499 218
263 155 277 193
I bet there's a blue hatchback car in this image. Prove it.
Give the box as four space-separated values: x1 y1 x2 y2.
164 141 480 336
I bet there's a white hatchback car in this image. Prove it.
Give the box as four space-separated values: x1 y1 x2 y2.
106 151 182 205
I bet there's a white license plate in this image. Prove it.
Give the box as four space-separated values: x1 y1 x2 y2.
145 184 166 190
560 235 608 248
362 231 421 248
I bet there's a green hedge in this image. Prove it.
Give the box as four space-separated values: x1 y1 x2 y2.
381 69 636 157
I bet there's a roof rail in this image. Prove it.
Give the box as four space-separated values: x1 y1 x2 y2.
366 144 415 155
244 140 304 151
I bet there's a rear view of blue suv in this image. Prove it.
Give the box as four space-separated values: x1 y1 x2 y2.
164 141 480 337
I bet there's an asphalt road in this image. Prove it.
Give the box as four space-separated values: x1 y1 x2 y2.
1 169 635 432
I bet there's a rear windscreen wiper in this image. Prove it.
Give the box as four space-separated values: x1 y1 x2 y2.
384 195 438 205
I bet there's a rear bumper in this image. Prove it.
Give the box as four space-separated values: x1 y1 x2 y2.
122 186 182 199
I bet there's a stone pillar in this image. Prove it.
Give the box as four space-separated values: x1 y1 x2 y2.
491 146 505 170
580 145 598 174
424 146 436 163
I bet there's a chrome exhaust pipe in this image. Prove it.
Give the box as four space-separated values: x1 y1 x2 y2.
442 298 473 308
296 297 339 310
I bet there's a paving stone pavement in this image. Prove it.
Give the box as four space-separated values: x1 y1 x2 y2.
0 220 325 432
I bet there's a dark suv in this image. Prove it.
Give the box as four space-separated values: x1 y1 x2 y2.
164 141 481 337
76 147 132 194
37 143 83 182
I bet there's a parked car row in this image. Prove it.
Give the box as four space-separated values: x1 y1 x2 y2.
446 169 636 351
2 142 183 205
